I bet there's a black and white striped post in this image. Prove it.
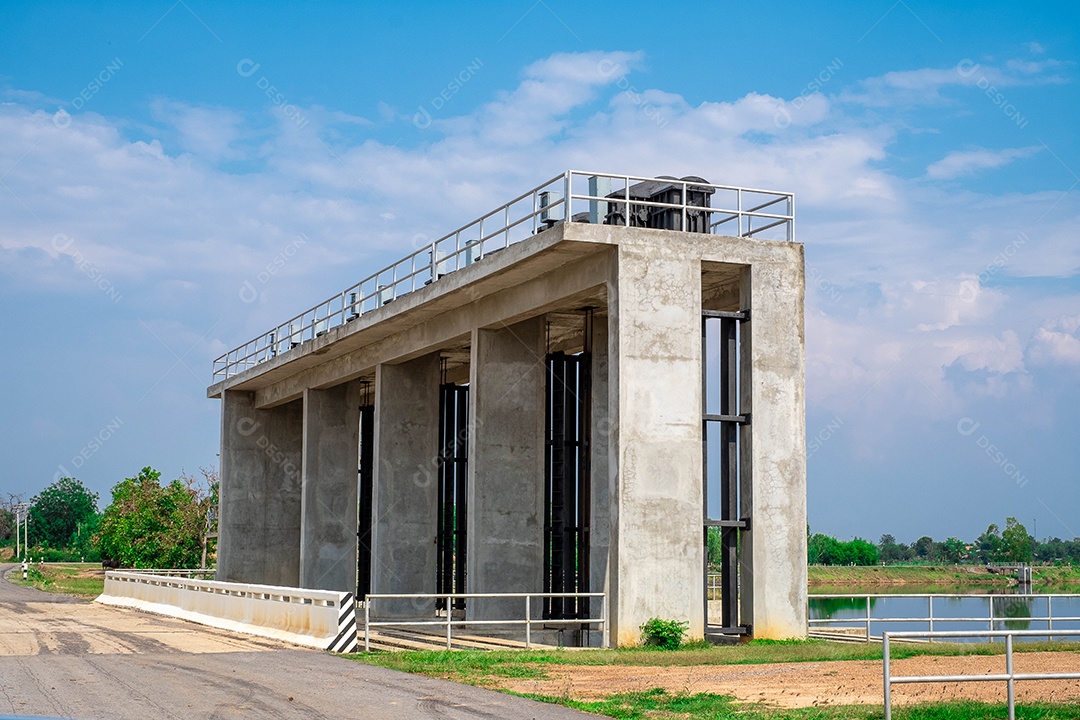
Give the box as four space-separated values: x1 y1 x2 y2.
326 592 358 653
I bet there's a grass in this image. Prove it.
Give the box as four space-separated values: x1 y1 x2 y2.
521 689 1080 719
807 564 1080 590
349 638 1080 684
350 642 1080 719
8 562 105 599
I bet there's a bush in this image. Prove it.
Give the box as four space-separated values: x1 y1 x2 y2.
639 617 688 650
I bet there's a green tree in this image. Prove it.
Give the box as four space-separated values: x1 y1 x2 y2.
940 537 967 564
913 535 936 562
28 477 99 549
1001 517 1033 564
97 467 214 568
706 527 722 567
976 524 1004 564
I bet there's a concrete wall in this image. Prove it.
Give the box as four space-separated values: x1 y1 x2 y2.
98 572 355 652
589 316 611 626
608 238 705 645
218 391 303 586
739 259 808 639
467 317 547 620
300 381 361 592
370 354 441 617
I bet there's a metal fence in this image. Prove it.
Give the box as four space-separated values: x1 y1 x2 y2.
883 629 1080 720
213 170 795 381
810 593 1080 641
121 568 216 578
362 591 607 651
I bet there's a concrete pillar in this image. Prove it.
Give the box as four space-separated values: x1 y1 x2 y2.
608 241 704 646
300 381 361 592
370 354 440 617
218 390 303 586
589 316 612 634
467 316 546 621
739 259 807 639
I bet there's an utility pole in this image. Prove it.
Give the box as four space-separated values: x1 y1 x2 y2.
14 503 27 561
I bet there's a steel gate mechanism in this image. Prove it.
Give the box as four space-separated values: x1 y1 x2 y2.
357 401 375 601
544 345 592 620
702 310 751 635
437 383 469 610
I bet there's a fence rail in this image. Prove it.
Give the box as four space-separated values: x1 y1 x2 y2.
362 591 607 651
883 629 1080 720
213 170 794 381
810 593 1080 641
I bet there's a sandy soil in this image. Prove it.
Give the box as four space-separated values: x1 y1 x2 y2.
497 652 1080 708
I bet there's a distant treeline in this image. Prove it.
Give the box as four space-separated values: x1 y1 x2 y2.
809 517 1080 566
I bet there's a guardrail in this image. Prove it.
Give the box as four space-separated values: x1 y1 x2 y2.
810 593 1080 641
98 571 357 652
362 591 607 651
883 629 1080 720
121 568 216 578
213 170 795 381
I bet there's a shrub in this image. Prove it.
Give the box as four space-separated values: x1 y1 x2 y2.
639 617 688 650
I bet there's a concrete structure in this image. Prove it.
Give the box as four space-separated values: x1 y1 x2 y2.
98 571 358 652
209 172 806 645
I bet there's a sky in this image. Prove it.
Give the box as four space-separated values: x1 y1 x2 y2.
1 1 1077 544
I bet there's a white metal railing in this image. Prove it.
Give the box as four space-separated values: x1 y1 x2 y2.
121 568 216 578
213 170 795 381
362 591 607 651
810 593 1080 642
883 629 1080 720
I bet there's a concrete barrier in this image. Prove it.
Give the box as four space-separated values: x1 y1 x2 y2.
97 571 357 652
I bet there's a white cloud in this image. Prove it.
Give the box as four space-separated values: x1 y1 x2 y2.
926 146 1041 179
1028 315 1080 365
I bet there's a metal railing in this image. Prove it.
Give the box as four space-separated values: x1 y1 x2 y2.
362 591 607 651
213 170 795 381
122 568 216 578
810 593 1080 641
883 629 1080 720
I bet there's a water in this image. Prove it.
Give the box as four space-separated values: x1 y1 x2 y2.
809 585 1080 642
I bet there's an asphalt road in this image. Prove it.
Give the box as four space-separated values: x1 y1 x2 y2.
0 564 595 719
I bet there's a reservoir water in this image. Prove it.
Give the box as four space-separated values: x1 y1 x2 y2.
809 585 1080 641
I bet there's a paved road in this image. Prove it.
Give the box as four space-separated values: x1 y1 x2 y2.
0 565 594 719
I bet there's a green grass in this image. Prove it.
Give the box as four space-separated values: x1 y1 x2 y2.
520 689 1080 719
9 562 105 598
348 638 1080 683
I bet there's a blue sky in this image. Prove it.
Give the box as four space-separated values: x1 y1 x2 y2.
1 1 1077 543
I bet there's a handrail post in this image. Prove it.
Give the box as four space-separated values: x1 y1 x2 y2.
364 601 370 652
882 632 891 720
865 595 871 642
928 596 934 642
446 594 453 650
563 171 572 228
989 596 995 639
1006 633 1015 720
1048 596 1054 640
602 592 610 649
525 595 532 649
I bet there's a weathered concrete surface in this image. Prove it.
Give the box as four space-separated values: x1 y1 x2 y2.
371 354 441 616
607 238 705 646
0 566 595 719
218 392 303 586
98 571 350 651
589 315 611 636
211 219 806 645
467 317 547 621
301 381 361 592
739 257 807 639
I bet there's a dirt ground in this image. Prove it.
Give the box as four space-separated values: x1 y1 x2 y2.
497 652 1080 708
